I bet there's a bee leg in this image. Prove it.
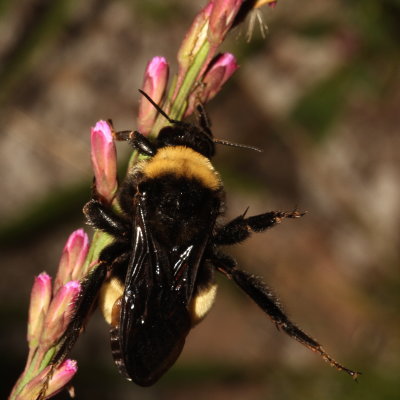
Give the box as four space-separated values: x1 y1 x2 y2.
117 174 137 216
113 129 156 156
214 210 305 245
211 251 360 380
196 103 213 137
83 199 131 240
99 240 130 266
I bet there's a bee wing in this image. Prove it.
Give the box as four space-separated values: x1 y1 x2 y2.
111 199 212 386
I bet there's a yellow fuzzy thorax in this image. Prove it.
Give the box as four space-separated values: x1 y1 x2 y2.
140 146 221 190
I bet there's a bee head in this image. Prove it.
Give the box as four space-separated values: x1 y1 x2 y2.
157 123 215 159
138 90 215 159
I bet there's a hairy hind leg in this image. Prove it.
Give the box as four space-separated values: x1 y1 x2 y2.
211 251 360 380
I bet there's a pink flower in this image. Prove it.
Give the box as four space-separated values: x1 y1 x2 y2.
16 360 77 399
27 273 52 348
40 281 81 348
54 229 89 293
46 359 78 397
90 120 118 203
202 53 239 102
185 52 238 116
177 2 214 71
208 0 243 45
137 56 169 135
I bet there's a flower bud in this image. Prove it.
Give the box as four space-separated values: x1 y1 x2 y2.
202 53 238 102
16 365 52 400
16 360 77 400
185 53 238 116
27 273 52 348
90 120 118 203
177 2 214 70
46 359 78 398
137 56 169 135
208 0 243 46
40 281 81 348
54 229 89 293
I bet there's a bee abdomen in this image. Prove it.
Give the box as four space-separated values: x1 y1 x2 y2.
110 324 131 380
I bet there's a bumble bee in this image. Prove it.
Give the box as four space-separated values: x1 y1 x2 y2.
52 90 358 387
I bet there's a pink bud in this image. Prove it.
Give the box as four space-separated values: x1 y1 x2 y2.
41 281 81 348
46 359 78 397
208 0 243 45
137 56 169 135
16 365 52 400
16 360 77 399
177 2 214 70
27 273 52 348
202 53 238 101
55 229 89 293
90 120 118 203
185 53 238 116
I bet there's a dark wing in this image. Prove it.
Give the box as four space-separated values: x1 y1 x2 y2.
110 199 212 386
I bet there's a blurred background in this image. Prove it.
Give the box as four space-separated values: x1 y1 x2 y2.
1 0 399 399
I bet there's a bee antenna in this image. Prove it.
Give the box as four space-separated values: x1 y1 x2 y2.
213 138 263 153
138 89 177 124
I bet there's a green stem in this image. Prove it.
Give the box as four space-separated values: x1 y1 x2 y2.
82 231 112 276
11 348 43 398
169 41 211 120
39 347 56 370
